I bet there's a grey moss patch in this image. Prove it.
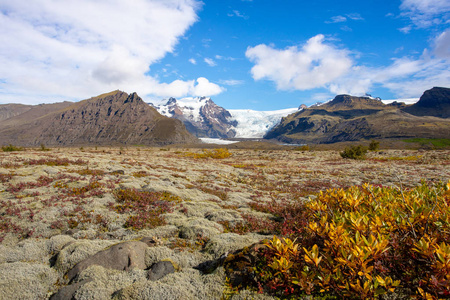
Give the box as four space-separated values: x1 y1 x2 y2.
145 246 210 269
178 217 224 240
205 233 269 258
0 262 58 300
0 238 48 264
112 268 225 300
69 265 147 300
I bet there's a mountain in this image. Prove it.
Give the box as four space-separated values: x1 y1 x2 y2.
265 87 450 144
0 91 197 146
152 97 237 138
0 103 33 122
402 87 450 118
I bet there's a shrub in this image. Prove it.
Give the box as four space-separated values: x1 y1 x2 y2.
340 145 368 159
184 148 232 159
38 144 51 151
368 140 380 151
2 144 23 152
232 181 450 299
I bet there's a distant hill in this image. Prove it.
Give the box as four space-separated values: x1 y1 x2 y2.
264 87 450 144
0 91 197 146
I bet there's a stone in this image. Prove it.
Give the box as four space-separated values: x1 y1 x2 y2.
147 261 175 281
66 241 149 281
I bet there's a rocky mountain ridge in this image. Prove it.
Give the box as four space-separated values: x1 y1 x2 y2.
0 91 197 146
264 87 450 144
151 97 237 138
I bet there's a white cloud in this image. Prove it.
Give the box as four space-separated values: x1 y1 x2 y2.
146 77 225 98
346 13 364 21
326 15 347 23
219 79 245 86
246 34 353 90
0 0 225 104
400 0 450 28
204 57 217 67
434 29 450 58
246 33 450 99
189 58 197 65
228 10 248 19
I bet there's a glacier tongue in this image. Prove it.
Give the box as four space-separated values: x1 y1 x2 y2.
229 108 298 138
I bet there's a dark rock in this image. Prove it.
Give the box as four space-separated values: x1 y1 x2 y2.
66 241 148 282
50 279 92 300
147 261 175 281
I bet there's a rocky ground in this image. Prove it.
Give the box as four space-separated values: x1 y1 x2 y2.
0 146 448 299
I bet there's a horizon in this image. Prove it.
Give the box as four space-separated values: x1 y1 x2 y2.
0 1 449 110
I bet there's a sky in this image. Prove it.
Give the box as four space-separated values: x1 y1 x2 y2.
0 0 449 110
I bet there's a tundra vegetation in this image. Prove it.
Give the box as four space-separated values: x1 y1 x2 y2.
0 145 448 299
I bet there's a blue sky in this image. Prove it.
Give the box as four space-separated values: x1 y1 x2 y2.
0 0 449 110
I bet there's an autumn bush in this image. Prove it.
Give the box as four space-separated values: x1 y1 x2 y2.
184 148 232 159
233 181 450 299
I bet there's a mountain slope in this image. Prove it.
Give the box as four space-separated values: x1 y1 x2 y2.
402 87 450 118
0 91 197 146
152 97 237 138
265 88 450 144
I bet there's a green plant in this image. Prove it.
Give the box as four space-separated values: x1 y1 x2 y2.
2 144 23 152
340 145 368 159
38 143 50 151
368 140 380 151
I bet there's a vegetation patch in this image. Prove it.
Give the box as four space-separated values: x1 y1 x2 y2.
183 148 233 159
25 157 87 166
111 188 181 230
404 138 450 149
229 181 450 299
2 144 24 152
340 145 368 160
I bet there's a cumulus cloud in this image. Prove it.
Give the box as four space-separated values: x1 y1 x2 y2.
400 0 450 28
0 0 225 104
149 77 225 98
246 34 353 90
246 33 450 98
189 58 197 65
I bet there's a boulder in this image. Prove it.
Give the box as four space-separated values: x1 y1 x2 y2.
66 241 149 281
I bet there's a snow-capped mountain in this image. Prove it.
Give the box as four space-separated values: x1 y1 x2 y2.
151 97 300 139
151 97 237 138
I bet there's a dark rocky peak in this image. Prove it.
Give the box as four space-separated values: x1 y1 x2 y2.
402 87 450 118
166 97 177 105
322 94 385 111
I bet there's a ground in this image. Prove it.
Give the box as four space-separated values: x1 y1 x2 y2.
0 146 448 299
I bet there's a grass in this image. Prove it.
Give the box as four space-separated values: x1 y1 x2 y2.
403 138 450 149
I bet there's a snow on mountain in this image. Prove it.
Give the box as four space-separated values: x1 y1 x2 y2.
228 108 299 138
151 97 237 138
381 98 419 105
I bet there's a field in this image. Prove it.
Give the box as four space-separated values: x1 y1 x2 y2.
0 146 449 299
